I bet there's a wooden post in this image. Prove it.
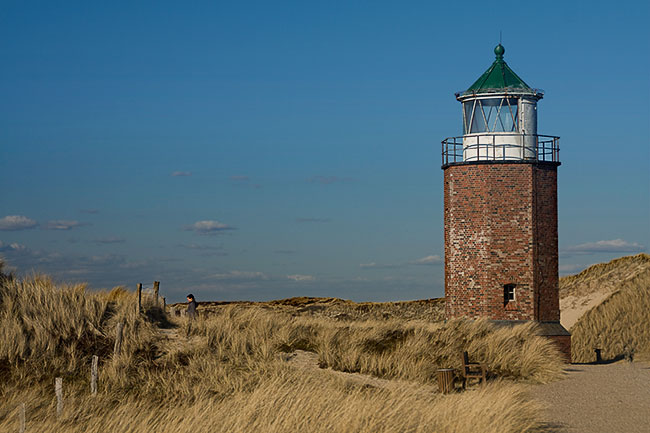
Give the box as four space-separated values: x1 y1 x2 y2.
55 377 63 417
162 296 166 311
91 355 98 395
114 322 124 357
153 281 160 307
437 369 455 394
19 403 25 433
136 283 142 313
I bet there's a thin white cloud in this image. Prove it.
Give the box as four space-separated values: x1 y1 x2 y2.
43 220 84 231
93 237 126 244
359 262 401 269
0 215 38 231
360 254 443 270
563 239 646 254
559 263 590 275
171 171 192 177
0 241 28 253
88 254 126 265
184 220 236 235
36 251 64 264
208 270 268 280
287 274 315 281
411 255 443 265
119 261 149 270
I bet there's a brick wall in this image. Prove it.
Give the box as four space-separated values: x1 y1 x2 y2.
533 165 560 321
443 162 559 321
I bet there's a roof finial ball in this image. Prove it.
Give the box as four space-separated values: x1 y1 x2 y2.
494 43 505 60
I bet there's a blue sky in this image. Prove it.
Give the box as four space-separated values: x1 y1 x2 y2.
1 0 648 302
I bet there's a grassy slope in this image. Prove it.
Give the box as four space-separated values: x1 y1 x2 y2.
0 274 563 433
555 254 650 363
559 253 650 299
170 296 447 322
570 268 650 363
559 253 650 330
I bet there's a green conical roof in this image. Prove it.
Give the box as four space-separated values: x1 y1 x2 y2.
462 44 534 96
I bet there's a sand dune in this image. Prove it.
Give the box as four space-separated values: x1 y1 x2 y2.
559 254 650 330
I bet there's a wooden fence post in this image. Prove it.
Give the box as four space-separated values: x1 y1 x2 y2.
55 377 63 417
114 323 124 357
153 281 160 307
19 403 25 433
91 355 98 395
136 283 142 313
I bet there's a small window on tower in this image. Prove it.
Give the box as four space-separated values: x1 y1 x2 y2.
504 284 516 304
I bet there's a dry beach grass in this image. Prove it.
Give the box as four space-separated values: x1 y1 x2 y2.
0 268 563 433
569 267 650 363
559 253 650 330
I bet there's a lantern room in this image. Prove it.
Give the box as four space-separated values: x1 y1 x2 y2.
442 44 559 165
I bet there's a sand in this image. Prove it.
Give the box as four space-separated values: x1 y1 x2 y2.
531 361 650 433
560 288 618 330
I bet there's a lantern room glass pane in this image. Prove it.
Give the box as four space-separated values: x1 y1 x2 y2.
481 99 500 131
463 101 474 134
470 101 488 133
496 99 518 132
463 98 519 133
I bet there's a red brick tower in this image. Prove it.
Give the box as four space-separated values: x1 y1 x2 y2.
441 45 570 360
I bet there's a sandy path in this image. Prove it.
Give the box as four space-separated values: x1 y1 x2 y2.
282 350 437 396
531 362 650 433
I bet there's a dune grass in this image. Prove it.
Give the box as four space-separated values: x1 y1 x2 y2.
0 275 160 384
1 370 551 433
559 253 650 299
183 296 446 322
0 273 563 432
570 268 650 363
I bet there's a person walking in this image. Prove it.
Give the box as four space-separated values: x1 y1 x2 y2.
186 294 198 320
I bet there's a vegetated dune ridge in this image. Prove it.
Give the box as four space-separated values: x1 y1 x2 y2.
0 264 564 433
559 253 650 330
569 266 650 363
171 296 446 322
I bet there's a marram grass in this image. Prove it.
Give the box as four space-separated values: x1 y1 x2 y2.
570 268 650 363
0 273 563 433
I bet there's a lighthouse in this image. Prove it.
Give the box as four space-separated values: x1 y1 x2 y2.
441 44 571 360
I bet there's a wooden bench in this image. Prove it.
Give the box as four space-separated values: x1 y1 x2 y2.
460 351 487 388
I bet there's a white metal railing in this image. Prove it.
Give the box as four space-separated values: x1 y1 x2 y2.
441 134 559 167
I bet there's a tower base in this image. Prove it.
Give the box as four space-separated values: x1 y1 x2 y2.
536 321 572 363
492 320 571 363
